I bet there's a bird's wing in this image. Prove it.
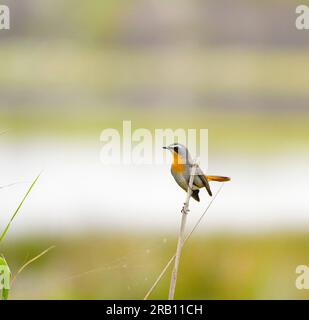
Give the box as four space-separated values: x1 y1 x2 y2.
196 166 212 196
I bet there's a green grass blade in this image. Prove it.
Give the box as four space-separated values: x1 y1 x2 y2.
0 174 41 242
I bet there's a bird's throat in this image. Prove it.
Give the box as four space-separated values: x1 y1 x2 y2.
172 152 185 173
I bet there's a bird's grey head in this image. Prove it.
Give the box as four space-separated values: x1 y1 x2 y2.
163 143 192 163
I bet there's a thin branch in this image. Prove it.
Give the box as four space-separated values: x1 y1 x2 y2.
10 246 55 286
0 181 30 190
168 159 198 300
144 183 224 300
143 254 175 300
185 183 225 242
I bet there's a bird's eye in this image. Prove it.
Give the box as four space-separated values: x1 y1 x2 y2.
174 146 179 153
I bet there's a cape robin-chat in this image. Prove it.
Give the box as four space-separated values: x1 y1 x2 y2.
163 143 230 202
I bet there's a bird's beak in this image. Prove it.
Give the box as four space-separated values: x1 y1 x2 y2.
163 146 168 150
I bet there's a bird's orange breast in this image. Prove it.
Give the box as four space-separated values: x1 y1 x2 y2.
171 152 185 173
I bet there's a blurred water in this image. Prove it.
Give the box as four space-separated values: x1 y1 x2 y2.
0 138 308 237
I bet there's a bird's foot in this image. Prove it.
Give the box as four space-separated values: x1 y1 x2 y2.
181 206 189 214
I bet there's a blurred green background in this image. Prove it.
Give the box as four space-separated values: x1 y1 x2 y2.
3 233 309 299
0 0 309 299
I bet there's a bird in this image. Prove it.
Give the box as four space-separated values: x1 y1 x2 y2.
163 143 230 202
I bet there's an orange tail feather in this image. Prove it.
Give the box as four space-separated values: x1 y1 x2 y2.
206 175 231 182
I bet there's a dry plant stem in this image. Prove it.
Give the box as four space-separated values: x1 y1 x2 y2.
0 182 28 190
143 183 224 300
168 159 198 300
10 246 55 286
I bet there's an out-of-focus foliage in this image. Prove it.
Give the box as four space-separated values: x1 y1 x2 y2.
1 0 308 301
1 0 306 46
2 233 309 300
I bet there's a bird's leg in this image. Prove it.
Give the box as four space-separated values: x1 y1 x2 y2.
182 185 194 213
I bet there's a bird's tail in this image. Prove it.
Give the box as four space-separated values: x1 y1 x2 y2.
191 189 200 202
206 175 231 182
